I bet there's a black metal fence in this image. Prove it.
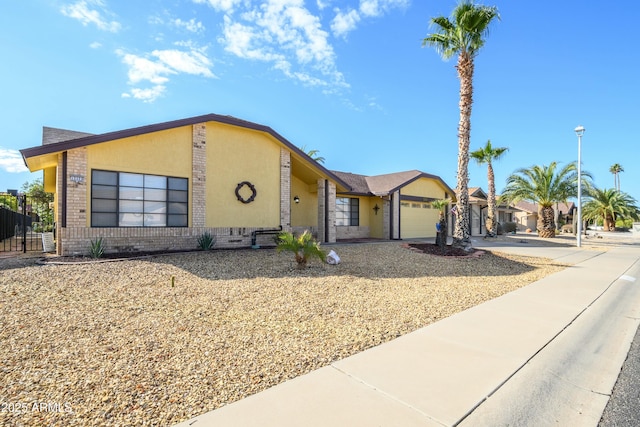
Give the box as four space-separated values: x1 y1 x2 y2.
0 194 51 253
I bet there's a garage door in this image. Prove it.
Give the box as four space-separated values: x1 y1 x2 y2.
400 202 440 239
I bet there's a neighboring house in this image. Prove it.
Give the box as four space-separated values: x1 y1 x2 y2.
20 114 454 256
467 187 520 236
332 170 455 240
512 201 575 232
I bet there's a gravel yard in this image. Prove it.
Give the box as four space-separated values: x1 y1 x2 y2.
0 242 567 426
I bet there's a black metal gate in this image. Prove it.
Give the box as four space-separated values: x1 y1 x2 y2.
1 193 53 253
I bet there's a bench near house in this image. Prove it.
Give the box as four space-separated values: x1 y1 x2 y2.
20 113 454 256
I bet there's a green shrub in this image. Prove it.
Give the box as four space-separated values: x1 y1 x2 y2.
276 230 326 268
89 237 105 259
197 231 215 250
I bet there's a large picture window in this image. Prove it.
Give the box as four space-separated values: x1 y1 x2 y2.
336 197 359 226
91 170 188 227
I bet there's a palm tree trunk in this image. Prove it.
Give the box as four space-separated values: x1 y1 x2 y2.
486 162 496 236
452 52 474 250
538 205 556 238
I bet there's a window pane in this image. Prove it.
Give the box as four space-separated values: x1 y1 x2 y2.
168 202 188 214
145 188 166 201
93 170 117 185
120 172 143 187
168 190 188 203
168 177 188 191
144 213 166 227
168 214 187 227
145 175 166 189
119 200 143 213
92 184 117 199
92 213 117 227
144 201 166 214
92 199 117 212
120 187 144 200
119 213 143 227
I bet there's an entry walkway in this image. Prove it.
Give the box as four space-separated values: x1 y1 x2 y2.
175 239 640 427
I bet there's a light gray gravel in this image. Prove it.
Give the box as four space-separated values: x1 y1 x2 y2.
0 242 567 426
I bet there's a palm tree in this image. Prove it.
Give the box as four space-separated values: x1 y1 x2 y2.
276 230 326 268
423 1 500 250
430 199 450 249
609 163 624 192
470 140 507 237
500 162 588 238
299 145 325 164
582 187 639 231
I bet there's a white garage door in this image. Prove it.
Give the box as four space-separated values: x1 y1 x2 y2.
400 202 440 239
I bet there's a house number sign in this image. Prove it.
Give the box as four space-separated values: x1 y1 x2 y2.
235 181 257 204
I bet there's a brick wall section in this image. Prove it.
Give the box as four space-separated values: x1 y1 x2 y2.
59 226 283 256
191 124 207 227
316 179 337 243
280 148 291 230
66 147 88 229
336 226 370 239
382 198 390 239
326 181 336 242
55 153 64 255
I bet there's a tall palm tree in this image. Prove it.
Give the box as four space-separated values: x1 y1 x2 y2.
583 187 639 231
609 163 624 192
423 1 500 250
501 162 588 238
470 139 507 237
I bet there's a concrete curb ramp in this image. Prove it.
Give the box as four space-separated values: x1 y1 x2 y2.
175 245 640 427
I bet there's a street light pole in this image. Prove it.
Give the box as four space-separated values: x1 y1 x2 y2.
574 125 585 248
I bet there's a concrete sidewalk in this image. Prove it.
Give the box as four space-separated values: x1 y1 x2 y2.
175 242 640 427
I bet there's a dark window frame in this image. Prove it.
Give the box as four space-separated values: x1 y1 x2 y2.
336 197 360 226
90 169 188 228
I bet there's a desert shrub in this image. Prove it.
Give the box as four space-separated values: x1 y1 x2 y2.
89 237 105 259
197 231 216 250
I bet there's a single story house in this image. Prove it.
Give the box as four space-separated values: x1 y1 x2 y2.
20 113 454 256
332 170 454 240
513 201 576 232
467 187 520 236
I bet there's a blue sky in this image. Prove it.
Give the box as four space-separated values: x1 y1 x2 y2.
1 0 638 203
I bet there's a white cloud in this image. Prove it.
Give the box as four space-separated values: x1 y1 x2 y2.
60 0 122 33
117 45 216 103
331 8 360 38
331 0 409 37
153 49 215 77
174 18 205 33
192 0 243 13
123 86 168 103
216 0 347 88
89 41 102 49
0 148 29 173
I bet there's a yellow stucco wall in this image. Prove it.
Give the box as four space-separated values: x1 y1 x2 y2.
206 122 280 227
88 127 193 177
402 178 449 199
367 197 384 238
86 127 194 227
291 175 317 227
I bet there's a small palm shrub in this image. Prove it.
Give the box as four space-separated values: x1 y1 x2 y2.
197 231 215 250
89 237 105 259
276 230 326 268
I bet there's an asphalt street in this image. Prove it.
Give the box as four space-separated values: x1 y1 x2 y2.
599 321 640 426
